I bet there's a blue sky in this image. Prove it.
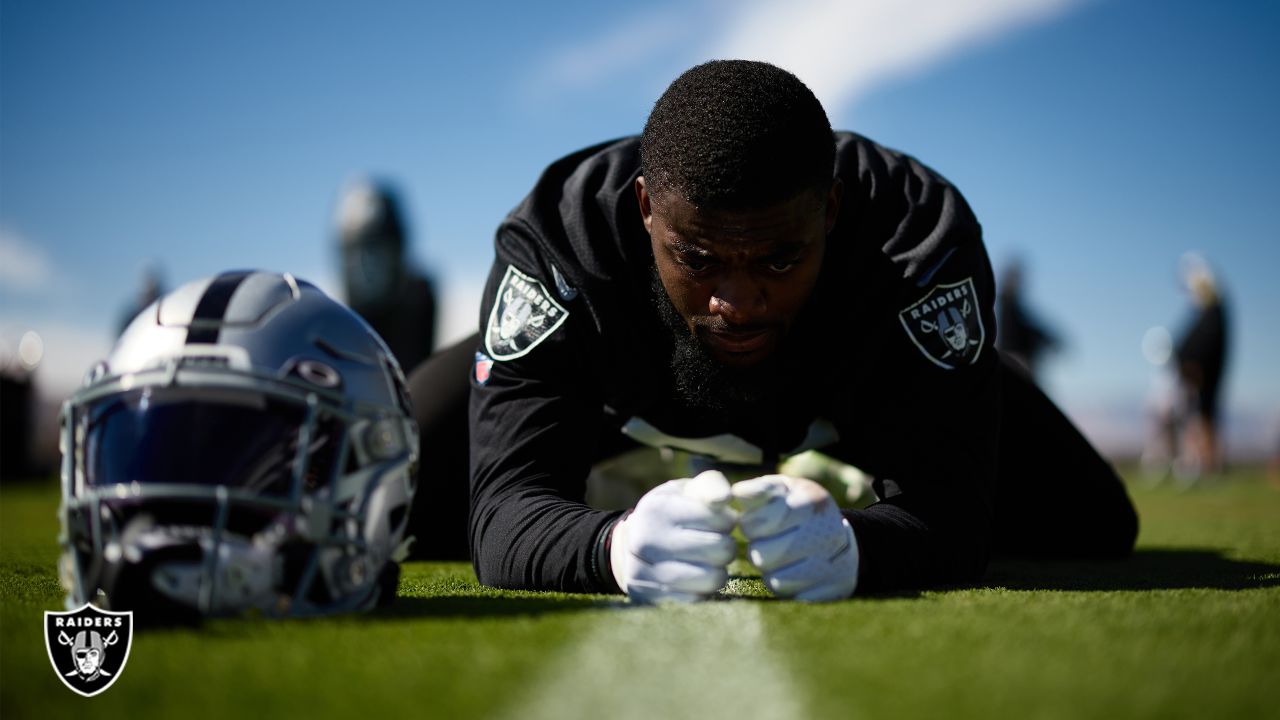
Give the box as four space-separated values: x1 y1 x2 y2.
2 0 1278 453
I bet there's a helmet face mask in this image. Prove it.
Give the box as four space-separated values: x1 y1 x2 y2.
59 272 418 621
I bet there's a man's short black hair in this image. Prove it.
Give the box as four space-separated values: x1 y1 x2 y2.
640 60 835 209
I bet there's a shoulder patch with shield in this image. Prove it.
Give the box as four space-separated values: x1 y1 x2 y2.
898 277 985 369
45 603 133 697
485 265 570 360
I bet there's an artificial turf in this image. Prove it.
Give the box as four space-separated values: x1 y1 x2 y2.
2 469 1277 719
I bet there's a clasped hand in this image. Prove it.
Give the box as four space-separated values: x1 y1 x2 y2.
610 470 859 604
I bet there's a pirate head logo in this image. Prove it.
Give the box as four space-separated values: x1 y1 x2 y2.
69 630 114 680
898 277 985 369
45 604 133 697
499 291 535 340
485 265 570 360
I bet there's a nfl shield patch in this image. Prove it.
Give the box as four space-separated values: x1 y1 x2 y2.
474 351 494 385
45 603 133 697
898 277 985 369
485 265 570 360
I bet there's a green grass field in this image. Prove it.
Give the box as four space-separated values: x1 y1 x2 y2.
3 469 1278 719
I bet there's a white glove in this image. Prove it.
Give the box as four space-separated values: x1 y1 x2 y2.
610 470 738 604
733 475 859 601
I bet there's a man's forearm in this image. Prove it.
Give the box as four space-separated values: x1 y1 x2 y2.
470 487 623 593
844 499 991 592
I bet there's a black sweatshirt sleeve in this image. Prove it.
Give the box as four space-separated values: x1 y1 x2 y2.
828 135 1001 592
467 225 623 593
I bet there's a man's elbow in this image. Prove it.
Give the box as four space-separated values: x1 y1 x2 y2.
1085 497 1139 559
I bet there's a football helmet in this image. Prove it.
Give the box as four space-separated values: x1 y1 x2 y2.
58 271 419 621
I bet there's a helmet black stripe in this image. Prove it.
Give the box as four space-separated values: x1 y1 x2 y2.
185 270 254 344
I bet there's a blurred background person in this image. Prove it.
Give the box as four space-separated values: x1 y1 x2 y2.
1139 325 1184 482
116 264 165 337
1173 252 1230 479
335 177 437 372
996 258 1060 382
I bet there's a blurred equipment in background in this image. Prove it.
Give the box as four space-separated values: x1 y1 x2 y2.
1 330 45 481
336 178 437 371
996 258 1060 381
116 265 165 337
60 271 418 622
1 357 35 481
1173 252 1230 480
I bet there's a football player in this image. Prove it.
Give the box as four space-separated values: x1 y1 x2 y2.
408 60 1138 602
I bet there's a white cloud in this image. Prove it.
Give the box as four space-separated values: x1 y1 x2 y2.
533 0 1087 113
520 5 722 107
710 0 1085 111
537 7 702 92
0 226 55 292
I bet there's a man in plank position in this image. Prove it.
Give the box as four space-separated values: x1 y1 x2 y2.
408 60 1137 601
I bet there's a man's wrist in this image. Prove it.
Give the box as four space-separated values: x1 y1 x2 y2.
591 511 629 594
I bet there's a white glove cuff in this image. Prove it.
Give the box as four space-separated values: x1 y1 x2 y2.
609 512 633 593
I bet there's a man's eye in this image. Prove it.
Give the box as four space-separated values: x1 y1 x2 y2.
678 255 712 272
767 257 801 273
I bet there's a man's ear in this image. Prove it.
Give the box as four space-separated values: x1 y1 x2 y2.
825 178 844 235
636 176 654 235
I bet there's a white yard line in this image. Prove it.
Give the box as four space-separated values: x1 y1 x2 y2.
495 599 806 720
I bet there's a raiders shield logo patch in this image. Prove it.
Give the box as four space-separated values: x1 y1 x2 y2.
45 603 133 697
898 277 985 369
485 265 570 360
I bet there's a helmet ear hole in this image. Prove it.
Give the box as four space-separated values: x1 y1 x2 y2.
295 360 342 388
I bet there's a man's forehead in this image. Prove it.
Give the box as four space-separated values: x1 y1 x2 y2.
655 194 822 248
665 233 809 258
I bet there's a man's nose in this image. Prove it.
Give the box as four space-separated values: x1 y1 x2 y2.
709 271 766 324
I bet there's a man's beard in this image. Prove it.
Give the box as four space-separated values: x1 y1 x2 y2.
649 269 781 418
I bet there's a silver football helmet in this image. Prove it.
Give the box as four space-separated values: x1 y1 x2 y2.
58 271 419 621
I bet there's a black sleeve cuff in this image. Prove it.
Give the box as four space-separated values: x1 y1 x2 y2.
590 511 629 595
